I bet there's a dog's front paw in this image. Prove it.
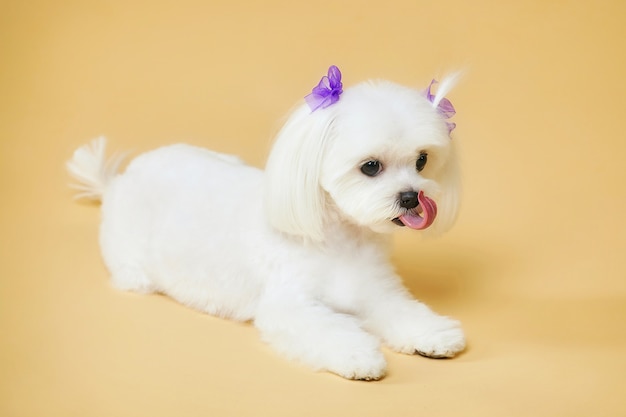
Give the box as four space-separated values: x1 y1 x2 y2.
412 316 466 359
329 346 387 381
317 330 387 381
382 313 466 358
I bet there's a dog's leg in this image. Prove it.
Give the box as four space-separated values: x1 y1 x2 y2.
359 283 466 359
109 264 155 294
254 288 386 380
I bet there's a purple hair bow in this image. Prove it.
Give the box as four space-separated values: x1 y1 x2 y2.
305 65 343 112
425 79 456 134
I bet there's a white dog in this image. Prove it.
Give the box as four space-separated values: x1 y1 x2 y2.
67 66 465 380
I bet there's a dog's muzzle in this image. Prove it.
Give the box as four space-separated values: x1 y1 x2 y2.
392 190 437 230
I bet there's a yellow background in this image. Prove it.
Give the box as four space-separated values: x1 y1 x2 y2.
2 0 625 415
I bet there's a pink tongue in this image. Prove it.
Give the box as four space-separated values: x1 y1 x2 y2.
399 191 437 230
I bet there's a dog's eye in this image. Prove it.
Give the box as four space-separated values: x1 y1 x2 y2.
416 153 428 172
361 160 382 177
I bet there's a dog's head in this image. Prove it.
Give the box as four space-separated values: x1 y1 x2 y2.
265 67 461 241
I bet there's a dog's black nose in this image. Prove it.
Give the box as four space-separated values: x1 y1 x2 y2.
399 191 419 209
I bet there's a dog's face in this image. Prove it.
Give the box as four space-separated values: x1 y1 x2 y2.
319 81 457 235
265 79 460 241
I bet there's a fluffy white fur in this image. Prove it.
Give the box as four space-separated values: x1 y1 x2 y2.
67 76 465 380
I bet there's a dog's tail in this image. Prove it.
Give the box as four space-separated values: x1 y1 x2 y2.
66 137 124 201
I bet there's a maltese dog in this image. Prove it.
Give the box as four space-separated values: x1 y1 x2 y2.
67 66 465 380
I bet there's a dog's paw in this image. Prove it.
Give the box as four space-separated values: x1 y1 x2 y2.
110 265 155 294
317 330 387 381
412 316 466 359
329 347 387 381
383 314 466 358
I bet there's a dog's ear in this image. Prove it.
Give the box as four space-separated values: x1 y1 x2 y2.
264 104 336 241
424 72 462 236
427 141 461 237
